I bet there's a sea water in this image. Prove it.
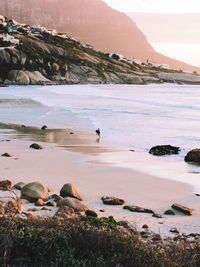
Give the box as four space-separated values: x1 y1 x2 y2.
1 84 200 190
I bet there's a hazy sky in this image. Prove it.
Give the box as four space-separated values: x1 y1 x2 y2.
104 0 200 13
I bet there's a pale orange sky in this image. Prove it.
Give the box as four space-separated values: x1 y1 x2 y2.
104 0 200 13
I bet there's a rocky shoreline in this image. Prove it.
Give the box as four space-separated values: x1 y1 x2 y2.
1 16 200 86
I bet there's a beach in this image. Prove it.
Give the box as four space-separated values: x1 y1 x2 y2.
0 124 199 237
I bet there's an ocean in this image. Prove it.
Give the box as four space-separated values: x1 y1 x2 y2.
1 83 200 190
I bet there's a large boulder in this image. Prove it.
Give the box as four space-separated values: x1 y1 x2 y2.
25 71 50 85
57 197 88 212
149 145 180 156
185 149 200 164
21 182 49 202
60 183 82 200
16 71 30 85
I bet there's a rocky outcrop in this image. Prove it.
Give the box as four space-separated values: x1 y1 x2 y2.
185 149 200 164
21 182 49 202
157 72 200 84
8 70 50 85
149 145 180 156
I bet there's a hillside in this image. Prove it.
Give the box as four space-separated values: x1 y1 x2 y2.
0 0 199 72
1 16 200 86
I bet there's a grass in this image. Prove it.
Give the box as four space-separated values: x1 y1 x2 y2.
0 215 199 267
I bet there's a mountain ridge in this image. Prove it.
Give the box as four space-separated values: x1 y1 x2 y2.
0 0 199 72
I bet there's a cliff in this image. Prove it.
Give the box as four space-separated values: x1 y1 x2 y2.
0 0 199 72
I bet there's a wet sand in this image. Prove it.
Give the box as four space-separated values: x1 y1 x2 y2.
0 123 199 236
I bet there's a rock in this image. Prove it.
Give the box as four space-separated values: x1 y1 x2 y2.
57 197 89 212
1 153 11 157
25 71 50 85
21 182 49 202
0 180 12 191
41 207 51 211
48 194 62 203
35 199 45 206
16 70 30 85
185 149 200 164
170 228 179 234
171 203 192 216
164 209 175 215
85 210 98 218
13 182 25 191
52 62 60 71
46 201 57 207
41 125 47 130
7 200 24 213
99 209 105 212
30 143 42 150
102 196 125 205
54 206 76 219
123 205 154 214
152 213 163 219
142 224 149 229
149 145 180 156
60 183 82 200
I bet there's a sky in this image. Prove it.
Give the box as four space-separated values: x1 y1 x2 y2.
104 0 200 13
104 0 200 67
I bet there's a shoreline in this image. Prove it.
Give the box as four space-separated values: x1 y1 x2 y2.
0 123 200 236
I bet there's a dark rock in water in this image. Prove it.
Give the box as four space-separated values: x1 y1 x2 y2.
99 209 105 212
123 205 154 214
1 153 11 157
85 210 98 218
30 143 42 150
152 213 163 218
70 132 74 135
102 196 125 205
149 145 180 156
41 125 47 130
0 180 12 191
170 228 179 234
130 149 135 152
185 149 200 164
164 209 175 215
171 203 192 216
13 182 25 190
195 193 200 197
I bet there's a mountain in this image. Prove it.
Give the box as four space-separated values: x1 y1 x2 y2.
1 16 200 86
0 0 199 72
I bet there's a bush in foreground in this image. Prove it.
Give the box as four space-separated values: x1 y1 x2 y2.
0 216 199 267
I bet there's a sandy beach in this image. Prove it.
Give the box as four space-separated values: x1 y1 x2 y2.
0 124 199 237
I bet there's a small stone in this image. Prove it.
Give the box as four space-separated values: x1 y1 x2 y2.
13 182 25 190
1 153 11 157
35 199 45 206
99 209 105 212
0 180 12 191
152 213 163 219
170 228 179 234
102 196 125 205
30 143 42 150
46 201 57 207
48 194 62 203
142 224 149 229
123 205 154 214
41 207 51 211
164 209 175 215
130 149 135 152
85 210 98 217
